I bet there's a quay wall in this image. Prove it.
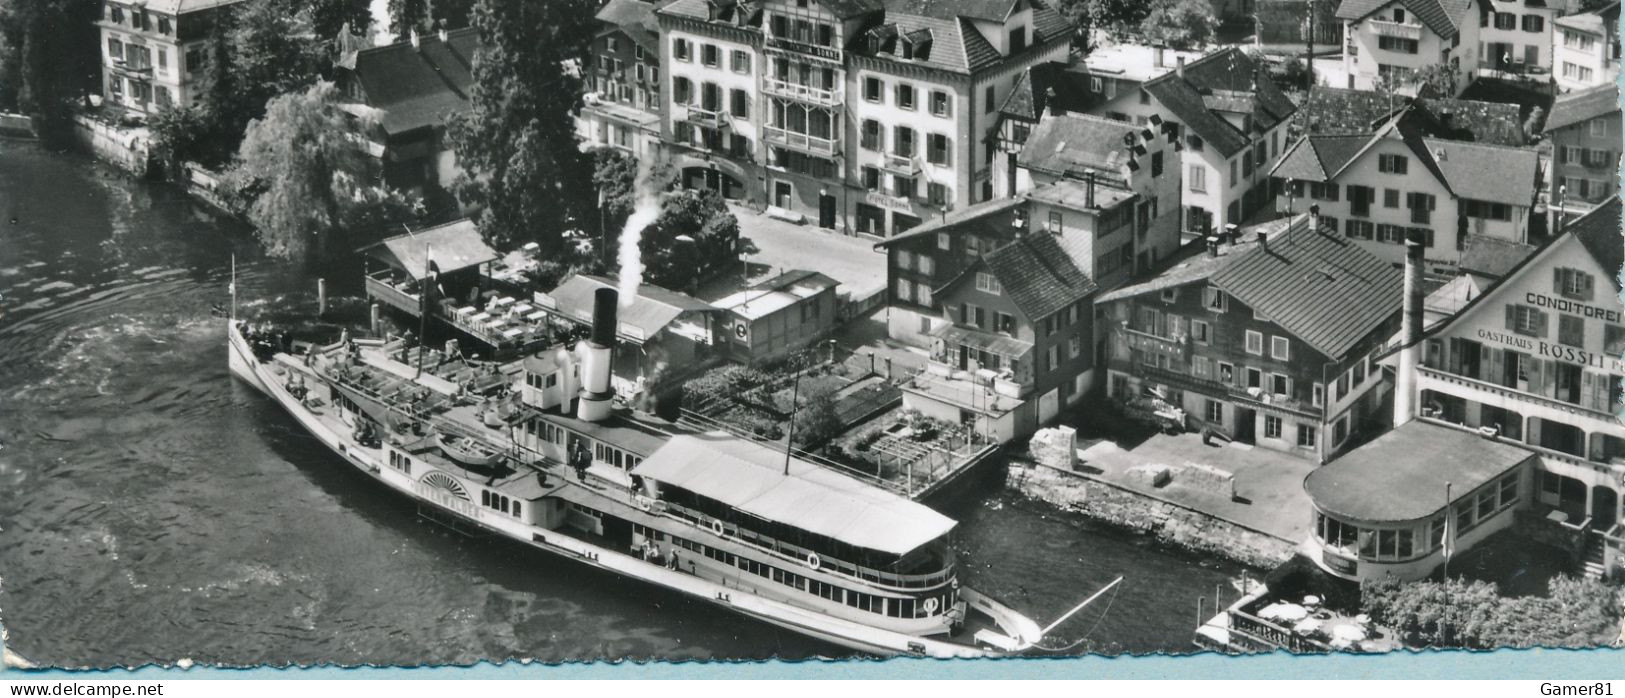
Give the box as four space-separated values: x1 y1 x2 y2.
1007 460 1297 570
71 115 149 176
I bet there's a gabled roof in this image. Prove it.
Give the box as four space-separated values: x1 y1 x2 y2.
1209 214 1403 359
1294 87 1411 136
1554 1 1619 33
546 275 718 342
714 270 839 321
632 433 956 556
342 28 478 136
359 219 498 279
1017 112 1144 178
872 196 1026 249
1422 198 1624 344
596 0 674 52
1141 47 1296 158
1412 97 1526 146
1421 138 1539 205
1334 0 1481 39
1270 133 1372 182
1545 83 1622 133
1294 86 1526 144
938 233 1097 320
855 0 1072 73
998 63 1103 120
1459 235 1538 279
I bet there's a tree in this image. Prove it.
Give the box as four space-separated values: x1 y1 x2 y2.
388 0 429 41
1051 0 1152 53
790 383 844 450
1137 0 1216 50
592 148 677 234
448 0 598 253
1363 575 1623 649
228 81 419 261
1414 63 1458 98
637 188 739 293
427 0 474 30
0 0 100 146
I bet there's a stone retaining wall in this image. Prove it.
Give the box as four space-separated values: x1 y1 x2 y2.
1008 460 1297 570
71 115 149 176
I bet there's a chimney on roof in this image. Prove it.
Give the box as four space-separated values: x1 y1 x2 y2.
1047 87 1062 116
1309 203 1321 233
439 27 448 43
1207 236 1220 258
1155 46 1166 68
409 29 419 49
1394 228 1428 429
1085 168 1096 208
1177 56 1186 79
1224 223 1239 245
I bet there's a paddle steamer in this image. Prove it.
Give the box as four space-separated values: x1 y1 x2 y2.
227 286 1050 656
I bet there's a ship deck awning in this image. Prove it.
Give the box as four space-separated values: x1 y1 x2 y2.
359 219 499 280
933 325 1034 358
632 433 956 556
1305 421 1538 524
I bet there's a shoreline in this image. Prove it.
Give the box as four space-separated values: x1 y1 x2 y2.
1005 461 1298 571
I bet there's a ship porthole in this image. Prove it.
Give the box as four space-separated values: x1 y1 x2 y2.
923 597 939 614
806 552 821 570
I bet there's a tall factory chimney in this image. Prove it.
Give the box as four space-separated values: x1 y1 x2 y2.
1393 228 1427 428
577 287 618 422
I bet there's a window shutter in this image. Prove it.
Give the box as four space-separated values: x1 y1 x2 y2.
1505 303 1517 330
1555 267 1566 294
1536 309 1549 337
1582 271 1595 300
1485 346 1500 386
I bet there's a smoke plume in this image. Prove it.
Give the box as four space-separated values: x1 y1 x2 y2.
616 157 661 308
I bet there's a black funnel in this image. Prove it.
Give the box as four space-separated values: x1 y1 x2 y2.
592 287 619 346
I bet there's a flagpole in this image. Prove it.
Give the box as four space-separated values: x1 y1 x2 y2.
416 242 431 380
1443 481 1452 580
229 253 237 320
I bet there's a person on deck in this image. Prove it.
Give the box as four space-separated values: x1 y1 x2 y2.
570 441 591 482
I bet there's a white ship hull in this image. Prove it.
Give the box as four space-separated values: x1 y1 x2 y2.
227 324 1036 658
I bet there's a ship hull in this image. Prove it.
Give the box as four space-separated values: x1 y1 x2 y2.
225 322 1033 658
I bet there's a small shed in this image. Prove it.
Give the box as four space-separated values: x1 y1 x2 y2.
359 218 499 317
713 270 840 363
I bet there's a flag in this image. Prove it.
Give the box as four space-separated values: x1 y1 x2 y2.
1441 482 1456 561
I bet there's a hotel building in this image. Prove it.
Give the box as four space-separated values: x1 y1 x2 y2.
98 0 255 113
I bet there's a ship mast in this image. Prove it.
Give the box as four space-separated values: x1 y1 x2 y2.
416 242 431 380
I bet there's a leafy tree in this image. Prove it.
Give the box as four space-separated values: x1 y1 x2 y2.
0 0 99 146
638 188 740 293
1052 0 1153 53
302 0 372 46
1137 0 1216 50
448 0 598 253
1414 63 1458 98
428 0 474 30
388 0 429 41
790 383 844 450
227 81 419 261
592 148 677 233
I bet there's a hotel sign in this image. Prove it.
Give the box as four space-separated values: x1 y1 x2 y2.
1525 292 1623 324
1123 330 1182 356
1476 326 1625 373
864 191 912 212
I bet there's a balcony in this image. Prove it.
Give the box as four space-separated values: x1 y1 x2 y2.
1369 19 1422 40
1416 365 1619 426
761 77 842 107
880 152 921 176
109 59 152 78
685 105 727 129
762 124 838 156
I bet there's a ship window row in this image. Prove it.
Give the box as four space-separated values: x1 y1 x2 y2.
595 443 643 470
520 417 647 470
481 489 521 518
663 533 951 619
571 502 603 518
524 372 559 389
387 451 413 475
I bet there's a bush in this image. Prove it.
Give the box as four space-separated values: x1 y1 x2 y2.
1362 575 1622 649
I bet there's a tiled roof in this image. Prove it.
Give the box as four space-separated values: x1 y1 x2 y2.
1141 47 1296 158
1294 87 1409 136
1306 421 1535 523
549 275 719 342
999 63 1103 120
873 197 1026 249
1545 83 1621 133
1333 0 1480 38
967 233 1097 320
358 219 497 279
1294 87 1525 145
886 0 1019 22
141 0 251 14
1568 197 1623 288
597 0 675 51
1095 222 1274 304
1554 1 1619 33
1459 235 1537 279
1270 133 1371 182
345 28 477 136
1017 113 1143 177
1209 214 1403 359
1421 138 1538 205
857 0 1072 73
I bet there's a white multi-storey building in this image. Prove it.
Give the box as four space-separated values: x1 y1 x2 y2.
1476 0 1579 78
1334 0 1486 95
98 0 256 113
1553 1 1621 91
654 0 1072 236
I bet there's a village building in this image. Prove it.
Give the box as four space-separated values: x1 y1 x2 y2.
533 275 725 395
1476 0 1579 78
1334 0 1486 95
1544 82 1621 226
713 269 840 363
1552 0 1620 91
901 231 1096 443
653 0 1072 235
580 0 669 157
334 28 477 204
875 197 1026 348
1088 47 1298 240
1307 197 1625 583
1095 213 1403 461
1270 110 1541 272
97 0 256 113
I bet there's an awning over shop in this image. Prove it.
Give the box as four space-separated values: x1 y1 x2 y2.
1305 421 1537 523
